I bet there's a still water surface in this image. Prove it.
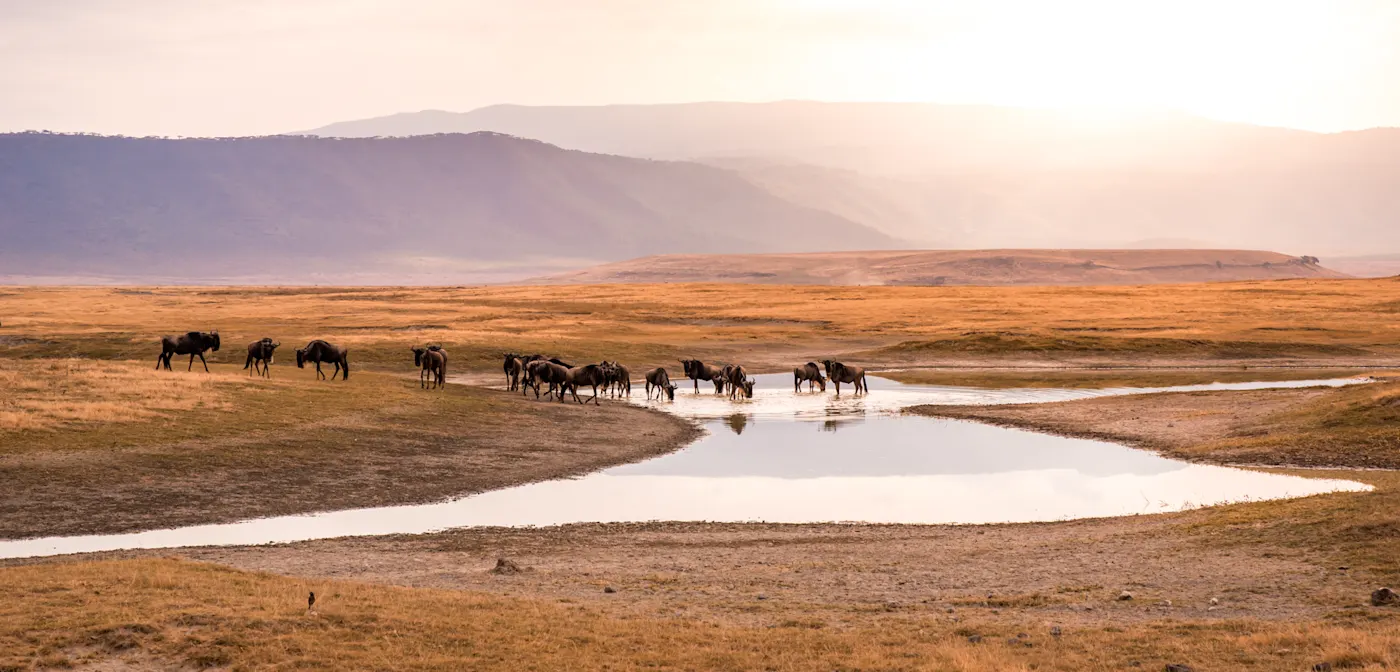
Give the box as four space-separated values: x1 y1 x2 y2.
0 374 1369 559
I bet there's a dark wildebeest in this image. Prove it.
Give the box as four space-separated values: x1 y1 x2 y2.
297 340 350 381
726 364 754 400
644 367 677 401
524 359 570 399
679 359 725 394
821 359 868 395
718 364 738 395
502 353 524 391
602 361 632 397
520 355 572 396
794 362 826 392
157 331 221 372
412 346 447 389
560 364 608 405
243 338 279 378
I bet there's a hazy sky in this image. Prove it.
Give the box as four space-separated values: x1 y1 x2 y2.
3 0 1398 136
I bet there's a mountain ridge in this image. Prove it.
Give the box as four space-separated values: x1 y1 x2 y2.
0 131 897 280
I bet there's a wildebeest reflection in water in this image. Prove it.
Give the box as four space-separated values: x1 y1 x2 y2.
725 413 749 435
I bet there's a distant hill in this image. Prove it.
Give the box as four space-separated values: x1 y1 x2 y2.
300 102 1400 255
0 132 894 280
297 102 1314 175
525 250 1347 286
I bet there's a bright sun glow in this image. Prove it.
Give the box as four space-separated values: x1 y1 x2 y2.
782 0 1392 130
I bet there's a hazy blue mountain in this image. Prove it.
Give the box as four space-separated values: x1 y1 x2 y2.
0 132 896 280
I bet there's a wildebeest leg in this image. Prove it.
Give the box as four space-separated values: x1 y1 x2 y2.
157 351 167 370
332 362 342 381
590 383 599 405
187 353 195 371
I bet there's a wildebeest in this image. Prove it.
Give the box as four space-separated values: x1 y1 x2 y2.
644 367 677 401
157 331 220 372
413 346 447 389
524 359 570 399
601 361 632 397
502 353 524 391
726 364 754 400
794 362 826 392
559 364 608 405
719 364 737 395
520 355 572 396
679 359 725 394
297 340 350 381
243 338 279 378
821 359 868 395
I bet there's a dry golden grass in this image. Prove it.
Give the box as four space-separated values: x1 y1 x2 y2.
3 278 1400 375
0 359 234 430
1 558 1396 671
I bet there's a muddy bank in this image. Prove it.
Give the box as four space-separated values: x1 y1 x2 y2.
910 380 1400 469
0 376 699 539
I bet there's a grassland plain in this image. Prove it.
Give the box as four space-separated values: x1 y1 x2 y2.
3 280 1400 669
3 278 1400 375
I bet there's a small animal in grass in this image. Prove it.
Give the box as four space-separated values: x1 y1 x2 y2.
308 591 316 611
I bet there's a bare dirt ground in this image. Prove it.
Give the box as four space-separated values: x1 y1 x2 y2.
160 511 1376 628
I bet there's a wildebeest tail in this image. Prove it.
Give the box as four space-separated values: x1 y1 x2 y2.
341 354 350 380
243 352 253 370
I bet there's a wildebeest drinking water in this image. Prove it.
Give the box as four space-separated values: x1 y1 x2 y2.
726 364 754 400
157 331 220 372
794 362 826 392
412 346 447 389
297 340 350 381
679 359 726 394
243 338 279 377
821 359 868 395
644 367 677 401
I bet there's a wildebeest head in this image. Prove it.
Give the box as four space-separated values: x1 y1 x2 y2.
820 359 836 376
412 347 427 367
296 347 307 368
663 383 677 401
740 378 755 399
679 359 697 376
210 331 221 351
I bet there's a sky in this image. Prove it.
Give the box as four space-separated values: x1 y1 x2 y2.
2 0 1398 137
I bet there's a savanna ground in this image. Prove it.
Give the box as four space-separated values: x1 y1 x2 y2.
2 279 1400 669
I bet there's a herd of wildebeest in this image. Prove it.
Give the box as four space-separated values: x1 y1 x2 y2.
155 330 872 403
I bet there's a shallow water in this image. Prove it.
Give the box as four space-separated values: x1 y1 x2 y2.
0 374 1371 559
